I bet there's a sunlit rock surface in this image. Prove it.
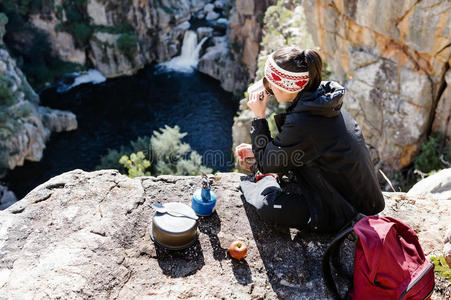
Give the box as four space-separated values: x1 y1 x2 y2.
0 169 448 299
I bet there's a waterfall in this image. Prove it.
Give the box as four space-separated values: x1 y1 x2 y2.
157 30 208 73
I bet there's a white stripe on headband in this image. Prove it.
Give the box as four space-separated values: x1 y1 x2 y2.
264 52 309 93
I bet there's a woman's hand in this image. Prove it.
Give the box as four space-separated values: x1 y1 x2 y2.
235 143 256 171
247 90 268 118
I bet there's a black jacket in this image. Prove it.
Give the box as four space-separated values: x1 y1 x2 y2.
250 81 385 233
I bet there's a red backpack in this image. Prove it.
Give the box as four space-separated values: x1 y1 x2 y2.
322 214 435 299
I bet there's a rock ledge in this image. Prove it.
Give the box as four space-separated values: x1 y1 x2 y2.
0 169 449 299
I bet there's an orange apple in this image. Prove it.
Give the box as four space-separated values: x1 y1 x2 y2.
229 240 247 260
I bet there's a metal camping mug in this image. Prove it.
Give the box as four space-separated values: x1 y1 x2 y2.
247 78 273 100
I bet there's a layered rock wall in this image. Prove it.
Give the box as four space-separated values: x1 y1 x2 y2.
303 0 451 169
0 15 77 176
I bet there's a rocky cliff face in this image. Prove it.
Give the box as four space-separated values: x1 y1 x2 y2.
196 0 269 94
28 0 249 92
29 0 197 77
0 169 448 298
197 0 273 94
4 0 272 94
0 15 77 177
303 0 451 170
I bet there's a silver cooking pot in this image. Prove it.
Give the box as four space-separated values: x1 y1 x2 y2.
150 202 198 250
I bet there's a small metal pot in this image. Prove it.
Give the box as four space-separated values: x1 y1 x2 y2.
150 202 198 250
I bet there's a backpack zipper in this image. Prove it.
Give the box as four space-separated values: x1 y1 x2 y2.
398 262 434 300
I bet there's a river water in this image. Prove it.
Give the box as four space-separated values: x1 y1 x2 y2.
4 63 238 200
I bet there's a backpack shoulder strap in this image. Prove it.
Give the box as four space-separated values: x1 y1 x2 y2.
322 225 355 299
322 213 366 299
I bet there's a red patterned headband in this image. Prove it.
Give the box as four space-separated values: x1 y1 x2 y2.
264 52 309 93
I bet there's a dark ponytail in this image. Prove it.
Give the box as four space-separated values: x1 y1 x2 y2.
273 46 322 92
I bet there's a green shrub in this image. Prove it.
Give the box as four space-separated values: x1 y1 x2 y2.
29 0 42 13
414 132 451 173
117 33 138 60
0 13 8 27
21 53 86 90
119 151 151 178
0 7 58 90
55 22 68 32
73 23 92 46
150 125 190 162
150 125 213 176
21 104 33 117
0 74 17 106
1 0 32 17
130 135 151 154
174 151 212 176
92 24 134 34
95 145 131 174
55 21 93 48
55 5 64 19
3 118 19 132
96 125 213 176
0 108 11 140
0 128 11 140
53 0 92 48
0 109 8 123
2 21 83 91
10 102 33 118
430 256 451 281
65 3 83 23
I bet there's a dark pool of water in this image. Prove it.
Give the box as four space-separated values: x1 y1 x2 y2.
4 64 239 199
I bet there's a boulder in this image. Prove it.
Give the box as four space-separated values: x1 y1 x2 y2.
214 0 227 9
204 3 216 13
407 168 451 200
198 36 247 92
206 11 220 21
191 0 206 12
0 169 448 299
195 10 206 19
37 107 78 133
89 32 145 78
380 192 450 258
196 27 214 41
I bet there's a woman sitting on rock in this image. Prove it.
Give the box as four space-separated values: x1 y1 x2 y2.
237 46 385 234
